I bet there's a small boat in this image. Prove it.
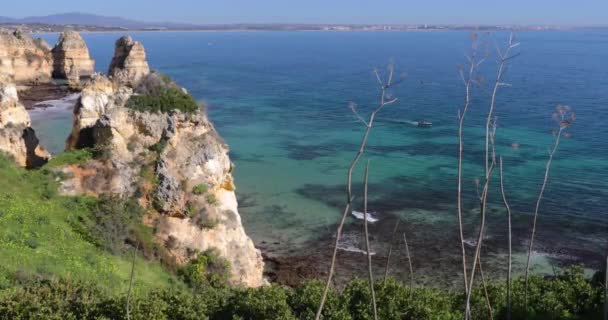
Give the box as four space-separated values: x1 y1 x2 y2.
417 120 433 128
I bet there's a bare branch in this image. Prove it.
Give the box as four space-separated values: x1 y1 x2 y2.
349 103 369 126
499 157 513 320
383 219 401 282
524 122 569 309
315 64 399 320
126 244 138 320
458 32 482 308
403 231 414 294
363 160 378 320
478 254 494 320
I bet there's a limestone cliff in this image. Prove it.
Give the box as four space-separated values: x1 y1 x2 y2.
51 31 95 82
0 76 50 167
0 30 53 84
61 72 265 287
108 36 150 86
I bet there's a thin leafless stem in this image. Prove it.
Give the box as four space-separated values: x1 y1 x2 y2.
524 126 565 308
363 160 378 320
477 253 494 320
315 65 398 320
465 35 517 319
403 232 414 294
457 36 480 303
499 157 513 320
383 219 401 283
126 244 138 320
465 121 498 319
604 255 608 320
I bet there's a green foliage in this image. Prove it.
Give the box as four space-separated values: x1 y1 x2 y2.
195 216 219 230
0 266 604 320
0 154 179 294
126 74 199 114
74 195 145 255
192 183 209 195
178 249 231 290
149 139 169 154
45 148 93 167
206 193 218 205
219 285 297 320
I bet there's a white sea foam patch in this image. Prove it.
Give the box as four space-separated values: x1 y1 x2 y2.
32 93 81 111
336 232 376 255
351 210 379 223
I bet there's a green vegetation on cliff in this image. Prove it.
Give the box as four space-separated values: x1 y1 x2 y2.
0 155 180 294
126 73 199 114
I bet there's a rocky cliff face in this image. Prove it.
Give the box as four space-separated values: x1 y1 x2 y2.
61 72 265 287
0 30 53 84
0 75 50 167
108 36 150 86
51 31 95 82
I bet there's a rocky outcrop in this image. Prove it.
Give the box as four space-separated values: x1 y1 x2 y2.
0 76 50 167
108 36 150 87
61 72 264 287
51 31 95 82
0 30 53 84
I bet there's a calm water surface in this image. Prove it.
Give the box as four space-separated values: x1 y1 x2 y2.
33 31 608 283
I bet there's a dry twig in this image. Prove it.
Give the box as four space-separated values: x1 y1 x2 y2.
315 64 400 320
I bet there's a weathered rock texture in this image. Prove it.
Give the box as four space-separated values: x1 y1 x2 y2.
51 31 95 82
108 36 150 87
61 73 264 287
0 76 50 167
0 30 53 84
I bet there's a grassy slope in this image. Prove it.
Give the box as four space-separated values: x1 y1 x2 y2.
0 155 181 295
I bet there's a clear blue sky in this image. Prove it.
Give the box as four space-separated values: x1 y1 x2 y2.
3 0 607 26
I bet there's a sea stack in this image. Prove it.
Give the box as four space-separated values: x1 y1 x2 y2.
51 31 95 82
108 36 150 86
0 75 50 168
0 30 53 84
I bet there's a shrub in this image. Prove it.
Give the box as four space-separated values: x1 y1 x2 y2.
195 216 219 230
219 286 296 320
149 139 169 154
75 195 145 254
45 148 93 167
178 249 231 290
206 194 218 205
192 183 209 195
288 280 351 320
126 73 199 114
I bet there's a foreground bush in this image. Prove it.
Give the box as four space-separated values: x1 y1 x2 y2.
0 266 604 320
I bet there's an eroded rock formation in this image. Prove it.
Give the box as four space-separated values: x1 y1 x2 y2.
108 36 150 86
61 72 265 287
0 75 50 167
52 31 95 82
0 30 53 84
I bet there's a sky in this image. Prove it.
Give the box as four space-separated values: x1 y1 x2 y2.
2 0 607 26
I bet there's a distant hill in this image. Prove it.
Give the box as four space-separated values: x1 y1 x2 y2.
0 12 199 30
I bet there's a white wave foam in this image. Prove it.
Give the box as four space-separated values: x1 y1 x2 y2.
351 210 379 223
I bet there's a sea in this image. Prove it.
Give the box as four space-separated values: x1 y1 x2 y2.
31 30 608 286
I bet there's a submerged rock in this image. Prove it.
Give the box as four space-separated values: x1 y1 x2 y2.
51 31 95 82
0 76 50 167
108 36 150 87
0 30 53 84
61 72 265 287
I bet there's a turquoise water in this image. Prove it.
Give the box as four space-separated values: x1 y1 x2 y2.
32 31 608 281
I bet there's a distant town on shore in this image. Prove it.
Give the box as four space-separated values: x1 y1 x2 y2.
0 12 605 33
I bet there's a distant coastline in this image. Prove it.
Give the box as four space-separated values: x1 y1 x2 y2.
3 22 603 35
